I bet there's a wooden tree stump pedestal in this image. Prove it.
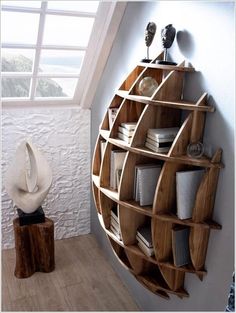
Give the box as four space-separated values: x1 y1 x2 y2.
13 217 55 278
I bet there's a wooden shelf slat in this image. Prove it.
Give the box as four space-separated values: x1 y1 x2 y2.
116 90 214 112
102 135 223 169
136 274 189 298
99 186 119 202
137 62 195 72
99 129 110 140
94 182 221 230
97 214 207 277
156 212 222 230
92 174 100 188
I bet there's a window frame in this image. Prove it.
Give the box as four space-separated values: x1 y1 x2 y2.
1 1 127 108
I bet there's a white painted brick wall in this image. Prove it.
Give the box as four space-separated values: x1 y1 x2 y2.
2 107 91 249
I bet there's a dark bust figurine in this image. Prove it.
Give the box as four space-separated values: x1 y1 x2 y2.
145 22 157 48
161 24 176 49
141 22 156 63
157 24 177 65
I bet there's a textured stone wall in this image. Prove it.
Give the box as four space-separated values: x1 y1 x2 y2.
2 107 91 249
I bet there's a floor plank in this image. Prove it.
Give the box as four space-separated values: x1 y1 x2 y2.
2 234 139 311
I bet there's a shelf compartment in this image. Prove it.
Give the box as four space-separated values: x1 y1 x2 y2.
116 90 214 112
100 95 124 131
92 135 107 176
99 192 117 229
151 63 185 102
119 65 146 91
152 219 173 262
119 151 163 203
125 249 152 275
158 265 185 292
100 142 127 190
131 104 183 149
135 274 189 299
108 237 132 270
128 67 163 96
135 275 170 299
92 183 101 214
95 178 221 230
106 136 223 168
189 226 210 271
119 205 146 245
109 99 146 142
192 149 222 223
98 214 207 276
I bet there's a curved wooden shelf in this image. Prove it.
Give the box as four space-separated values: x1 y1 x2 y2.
137 61 195 72
92 176 221 230
92 52 223 298
116 90 214 112
97 213 206 277
103 133 223 169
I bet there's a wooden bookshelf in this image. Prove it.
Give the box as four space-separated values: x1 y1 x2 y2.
92 52 223 298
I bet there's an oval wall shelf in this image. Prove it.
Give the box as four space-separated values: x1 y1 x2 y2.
92 52 223 299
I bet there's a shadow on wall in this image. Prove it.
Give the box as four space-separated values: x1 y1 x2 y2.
176 29 195 59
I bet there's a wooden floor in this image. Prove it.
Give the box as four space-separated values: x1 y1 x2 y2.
2 235 139 311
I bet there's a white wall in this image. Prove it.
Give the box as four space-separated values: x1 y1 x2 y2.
91 1 235 311
2 107 91 249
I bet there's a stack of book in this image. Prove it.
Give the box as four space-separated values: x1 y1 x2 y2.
145 127 179 153
108 107 119 130
118 122 137 144
136 224 154 257
110 206 121 240
133 164 161 206
110 150 126 190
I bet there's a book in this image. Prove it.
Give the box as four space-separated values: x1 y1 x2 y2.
147 127 179 140
118 126 135 137
172 226 190 267
138 165 161 206
121 122 137 131
110 225 121 240
110 150 126 189
136 224 153 248
146 136 173 148
135 164 161 206
108 108 119 129
133 164 160 201
146 134 175 143
111 217 120 232
118 132 132 144
137 237 154 257
176 169 204 219
100 140 106 159
145 141 170 153
111 206 118 223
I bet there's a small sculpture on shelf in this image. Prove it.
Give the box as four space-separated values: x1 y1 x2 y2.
187 141 205 158
138 76 158 97
156 24 177 65
141 22 157 63
5 139 52 225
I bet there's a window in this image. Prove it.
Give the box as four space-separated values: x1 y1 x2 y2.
1 1 99 103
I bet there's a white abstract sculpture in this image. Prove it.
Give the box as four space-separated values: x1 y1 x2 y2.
5 140 52 214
